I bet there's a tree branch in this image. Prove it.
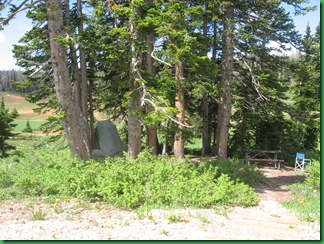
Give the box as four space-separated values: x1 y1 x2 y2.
17 58 51 77
150 42 173 67
241 55 270 102
1 0 41 28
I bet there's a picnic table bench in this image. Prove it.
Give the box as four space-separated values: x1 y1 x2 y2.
243 149 284 170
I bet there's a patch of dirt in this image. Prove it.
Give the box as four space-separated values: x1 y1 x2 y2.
0 164 320 240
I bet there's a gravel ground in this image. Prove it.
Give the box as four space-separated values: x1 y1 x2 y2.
0 164 320 240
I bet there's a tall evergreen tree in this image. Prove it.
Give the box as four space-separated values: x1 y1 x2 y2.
226 0 313 158
214 1 234 158
0 97 18 157
290 23 320 150
2 0 318 160
46 0 91 160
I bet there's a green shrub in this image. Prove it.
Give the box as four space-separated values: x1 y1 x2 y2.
282 158 320 223
0 169 14 188
202 157 266 187
305 160 320 189
0 148 262 209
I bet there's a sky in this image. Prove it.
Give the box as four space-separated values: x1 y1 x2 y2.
0 0 321 70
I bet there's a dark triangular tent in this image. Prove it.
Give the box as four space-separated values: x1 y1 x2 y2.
92 120 124 157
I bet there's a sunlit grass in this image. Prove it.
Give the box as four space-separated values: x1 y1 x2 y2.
13 119 45 132
282 184 320 223
1 92 48 132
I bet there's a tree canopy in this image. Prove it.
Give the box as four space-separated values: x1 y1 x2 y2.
0 0 319 160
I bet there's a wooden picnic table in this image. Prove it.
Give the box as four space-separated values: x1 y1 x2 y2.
243 149 284 170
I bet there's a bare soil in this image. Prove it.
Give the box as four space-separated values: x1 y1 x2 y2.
0 163 320 240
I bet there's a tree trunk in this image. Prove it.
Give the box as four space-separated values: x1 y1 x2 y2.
202 93 211 155
145 33 158 155
173 62 185 159
128 3 142 157
77 0 89 117
77 0 91 151
215 3 234 159
128 85 142 157
64 1 91 152
63 0 81 110
46 0 91 160
202 1 211 156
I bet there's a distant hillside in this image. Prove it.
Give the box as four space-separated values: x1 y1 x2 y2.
1 92 51 133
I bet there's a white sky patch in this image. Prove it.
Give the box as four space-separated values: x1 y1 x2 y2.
0 32 5 44
18 24 32 32
267 41 300 58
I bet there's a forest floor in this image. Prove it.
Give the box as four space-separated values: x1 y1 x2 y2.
0 163 320 240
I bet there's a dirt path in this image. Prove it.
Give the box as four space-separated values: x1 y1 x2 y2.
0 164 320 240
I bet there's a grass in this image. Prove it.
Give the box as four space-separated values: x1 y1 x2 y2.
167 213 182 223
282 186 320 222
1 92 47 132
13 119 45 132
194 212 210 223
282 160 320 223
214 206 229 219
29 209 47 221
6 135 46 151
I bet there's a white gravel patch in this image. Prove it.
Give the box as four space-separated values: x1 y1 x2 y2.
0 199 320 240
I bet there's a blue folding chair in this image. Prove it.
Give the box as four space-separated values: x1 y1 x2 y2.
295 152 312 171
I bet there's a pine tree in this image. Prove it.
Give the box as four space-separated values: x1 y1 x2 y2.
0 97 18 157
226 0 313 157
290 23 320 150
46 0 91 160
22 120 33 133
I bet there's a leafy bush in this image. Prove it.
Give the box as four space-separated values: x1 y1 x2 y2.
0 147 263 209
305 160 320 189
0 147 72 199
201 157 266 187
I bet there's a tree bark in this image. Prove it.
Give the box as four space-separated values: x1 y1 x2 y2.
202 93 211 155
128 2 142 157
77 0 89 117
46 0 91 160
77 0 91 151
173 62 185 159
214 3 234 159
202 1 211 156
63 0 81 110
145 33 158 155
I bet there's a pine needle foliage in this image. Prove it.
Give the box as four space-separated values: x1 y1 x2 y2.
0 97 18 157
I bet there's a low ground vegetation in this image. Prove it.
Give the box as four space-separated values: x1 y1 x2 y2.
0 143 264 209
282 159 320 223
0 135 320 224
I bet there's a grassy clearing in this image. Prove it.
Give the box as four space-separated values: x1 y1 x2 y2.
1 92 47 132
6 135 46 150
13 119 45 132
1 92 36 113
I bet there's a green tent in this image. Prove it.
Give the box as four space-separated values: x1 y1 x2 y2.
92 120 124 157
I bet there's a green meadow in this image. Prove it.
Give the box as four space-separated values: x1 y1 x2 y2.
1 92 47 133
